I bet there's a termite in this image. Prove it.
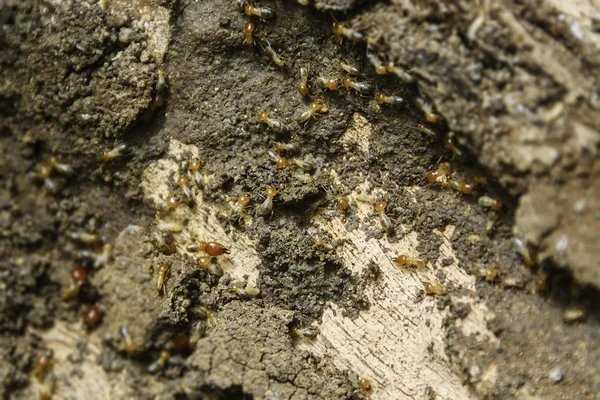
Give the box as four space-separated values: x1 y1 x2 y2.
261 41 285 68
298 66 310 96
257 112 287 133
343 77 373 95
101 143 128 161
376 93 404 106
243 21 256 46
331 21 364 43
392 254 429 268
374 196 392 233
245 3 274 19
256 187 277 216
297 100 328 123
156 264 170 293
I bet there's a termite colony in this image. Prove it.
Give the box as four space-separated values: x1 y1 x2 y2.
233 0 546 306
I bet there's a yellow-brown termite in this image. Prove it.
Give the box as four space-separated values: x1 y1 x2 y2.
343 77 373 95
152 230 177 255
47 156 72 174
316 77 340 91
101 143 128 161
340 61 359 75
376 92 404 106
291 157 314 172
331 21 364 43
426 162 452 185
374 196 392 233
514 238 537 267
291 326 318 340
392 254 429 268
176 175 193 202
256 187 277 216
273 141 299 154
231 193 252 220
156 264 170 293
243 21 256 46
156 69 168 96
384 61 414 83
147 350 171 374
297 100 328 123
478 196 502 211
261 41 285 68
186 241 230 257
120 325 137 355
36 164 56 192
448 177 475 195
298 66 310 96
424 281 447 296
267 149 290 169
33 350 54 380
244 3 274 19
297 0 310 5
444 137 463 157
188 158 203 186
231 281 261 298
67 232 102 245
257 112 287 133
416 97 440 124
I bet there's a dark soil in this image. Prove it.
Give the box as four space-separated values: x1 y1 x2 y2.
1 0 598 399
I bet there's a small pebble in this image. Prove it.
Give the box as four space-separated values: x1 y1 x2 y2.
548 366 563 383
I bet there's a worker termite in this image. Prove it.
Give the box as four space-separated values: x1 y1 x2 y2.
448 178 475 195
415 123 437 138
67 232 102 245
189 321 208 347
120 325 137 355
33 350 54 380
101 143 128 162
243 21 256 46
291 326 318 340
424 281 447 296
82 305 104 329
257 112 288 133
383 61 414 83
514 237 537 267
392 254 429 268
156 69 168 97
188 158 203 186
485 210 499 235
261 41 285 68
444 137 463 157
231 193 252 221
156 264 170 293
148 350 171 374
424 386 436 400
244 3 274 19
478 196 502 211
152 230 177 254
297 100 328 123
376 92 404 106
316 77 340 91
297 0 310 5
478 267 499 282
291 157 314 172
502 276 524 289
416 97 440 124
358 378 373 392
343 77 373 95
267 149 290 169
35 164 56 192
186 241 230 257
256 187 277 216
38 372 56 400
426 162 452 185
231 281 261 299
298 66 310 96
81 243 113 269
47 156 72 174
331 21 364 43
326 185 350 212
176 175 193 202
562 308 586 323
340 61 360 75
196 256 212 268
62 266 88 300
157 221 185 233
374 196 393 233
273 141 299 154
